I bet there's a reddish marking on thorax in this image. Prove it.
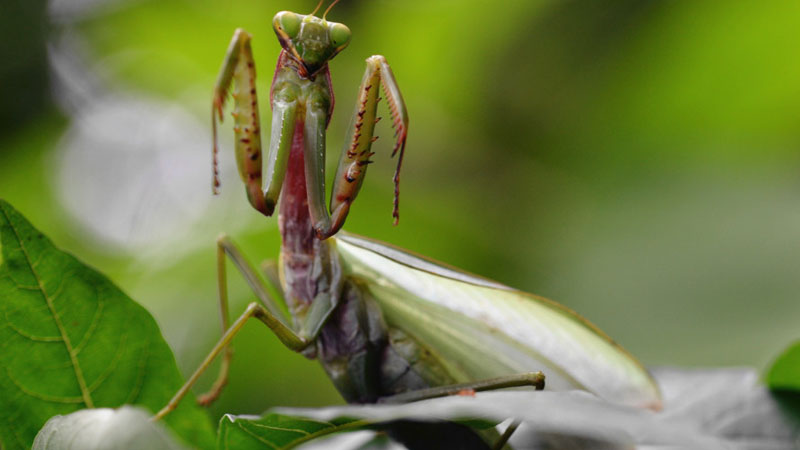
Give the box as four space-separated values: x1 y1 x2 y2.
272 56 335 307
279 118 318 305
279 119 313 252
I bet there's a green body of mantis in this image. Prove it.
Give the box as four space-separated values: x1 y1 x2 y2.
155 4 662 448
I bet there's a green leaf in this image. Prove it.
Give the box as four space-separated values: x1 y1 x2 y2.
33 406 188 450
217 412 499 449
767 340 800 391
0 200 215 450
217 413 367 450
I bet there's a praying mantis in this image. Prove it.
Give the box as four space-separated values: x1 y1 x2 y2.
154 2 661 447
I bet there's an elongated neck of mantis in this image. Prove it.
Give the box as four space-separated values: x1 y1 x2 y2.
279 119 313 253
278 117 322 308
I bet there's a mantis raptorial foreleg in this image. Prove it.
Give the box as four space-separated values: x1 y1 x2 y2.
213 24 408 238
212 29 299 216
310 55 408 239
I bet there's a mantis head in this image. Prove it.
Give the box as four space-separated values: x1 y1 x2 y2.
272 11 351 77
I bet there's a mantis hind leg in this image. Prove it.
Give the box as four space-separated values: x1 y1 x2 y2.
376 368 541 450
376 372 545 404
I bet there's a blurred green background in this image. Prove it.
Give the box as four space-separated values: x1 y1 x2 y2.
2 0 799 420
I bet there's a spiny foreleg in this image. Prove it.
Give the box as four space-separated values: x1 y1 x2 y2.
213 29 291 216
311 55 409 239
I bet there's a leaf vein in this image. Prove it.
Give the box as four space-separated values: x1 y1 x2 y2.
233 422 280 449
5 366 84 404
73 295 104 355
244 422 310 436
11 284 39 291
88 331 127 393
293 417 339 428
45 271 70 302
1 208 95 408
280 418 370 448
6 315 63 342
126 332 150 404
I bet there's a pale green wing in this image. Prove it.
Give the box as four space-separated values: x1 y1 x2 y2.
334 233 662 410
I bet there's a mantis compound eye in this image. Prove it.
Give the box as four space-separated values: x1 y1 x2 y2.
273 11 301 39
330 23 351 50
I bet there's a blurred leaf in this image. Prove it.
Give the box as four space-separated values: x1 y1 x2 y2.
0 0 50 133
267 368 799 449
767 341 800 391
217 413 367 449
0 200 214 450
32 406 187 450
652 367 800 448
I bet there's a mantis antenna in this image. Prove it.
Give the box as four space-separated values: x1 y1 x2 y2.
322 0 341 19
310 0 324 16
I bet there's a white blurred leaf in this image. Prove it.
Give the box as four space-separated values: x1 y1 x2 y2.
32 406 188 450
270 368 799 449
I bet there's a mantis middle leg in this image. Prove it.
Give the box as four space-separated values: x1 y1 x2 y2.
195 234 294 406
152 234 336 421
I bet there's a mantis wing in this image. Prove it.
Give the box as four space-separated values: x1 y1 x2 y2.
334 233 662 411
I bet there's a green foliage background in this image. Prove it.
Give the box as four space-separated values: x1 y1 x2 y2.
1 0 799 423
